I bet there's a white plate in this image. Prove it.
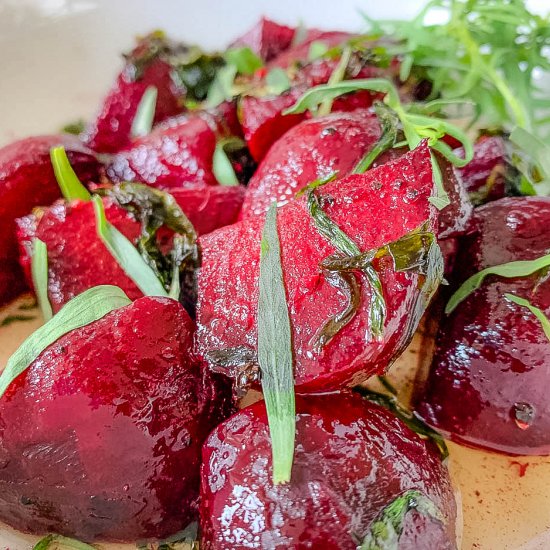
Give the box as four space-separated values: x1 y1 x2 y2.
1 1 550 549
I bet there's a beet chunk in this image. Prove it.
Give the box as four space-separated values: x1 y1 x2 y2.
196 142 437 392
0 296 231 541
0 135 99 306
416 197 550 455
200 392 457 549
240 110 382 219
17 186 244 313
231 17 296 62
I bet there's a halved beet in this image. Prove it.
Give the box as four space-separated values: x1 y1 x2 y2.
200 392 457 549
196 142 437 392
230 17 296 62
240 110 382 219
83 33 186 153
416 197 550 455
0 135 99 306
17 186 244 313
0 296 232 541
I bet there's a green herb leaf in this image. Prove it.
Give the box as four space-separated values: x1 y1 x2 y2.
307 40 330 61
446 253 550 314
31 238 53 322
505 293 550 342
92 195 169 297
0 315 36 327
206 64 238 107
131 85 158 139
0 286 131 400
265 67 291 95
359 490 444 550
50 146 91 202
61 119 86 135
318 47 353 116
33 534 97 550
224 46 263 75
213 138 245 186
257 203 295 485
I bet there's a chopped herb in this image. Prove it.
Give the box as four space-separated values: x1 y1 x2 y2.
294 171 339 198
291 21 308 47
61 119 86 135
33 534 97 550
92 196 169 298
359 489 444 550
354 386 448 460
265 67 291 95
257 203 295 485
0 286 131 400
50 146 91 202
307 40 330 61
505 293 550 342
31 238 53 321
446 253 550 314
131 85 158 139
318 47 352 116
213 138 246 186
224 46 264 75
206 64 238 107
137 522 198 550
0 315 36 327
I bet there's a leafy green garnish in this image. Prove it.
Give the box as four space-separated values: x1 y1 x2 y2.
50 146 91 202
33 534 97 550
131 85 158 139
92 195 169 298
306 188 386 341
363 0 550 135
359 489 444 550
505 293 550 341
318 47 353 116
0 315 36 327
265 67 291 95
61 119 86 136
0 286 131 400
257 203 295 485
284 77 474 209
308 40 330 61
446 253 550 314
206 64 238 107
31 238 53 322
224 46 263 75
212 138 245 186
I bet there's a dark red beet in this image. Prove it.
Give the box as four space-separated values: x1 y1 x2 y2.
106 116 217 188
0 296 232 541
456 135 508 203
231 17 295 62
200 393 457 549
240 110 382 219
17 187 244 313
0 135 99 306
83 34 185 153
196 142 437 392
416 197 550 455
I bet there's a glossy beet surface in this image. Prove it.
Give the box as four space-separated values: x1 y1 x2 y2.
196 143 437 392
200 393 457 550
231 17 295 62
416 197 550 455
240 110 382 219
0 297 232 541
106 116 217 188
83 36 185 153
0 135 99 306
17 186 244 312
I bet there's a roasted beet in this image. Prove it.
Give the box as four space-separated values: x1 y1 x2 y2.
0 135 99 306
200 392 457 549
416 197 550 455
83 33 186 153
0 296 231 541
196 142 438 392
240 110 382 219
231 17 296 62
17 186 244 313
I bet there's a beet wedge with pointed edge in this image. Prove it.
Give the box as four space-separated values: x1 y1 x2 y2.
0 135 100 306
196 142 442 393
17 184 244 314
240 109 383 219
416 197 550 456
0 294 232 541
200 392 457 550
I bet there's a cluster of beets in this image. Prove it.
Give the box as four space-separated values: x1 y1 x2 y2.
0 16 547 550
